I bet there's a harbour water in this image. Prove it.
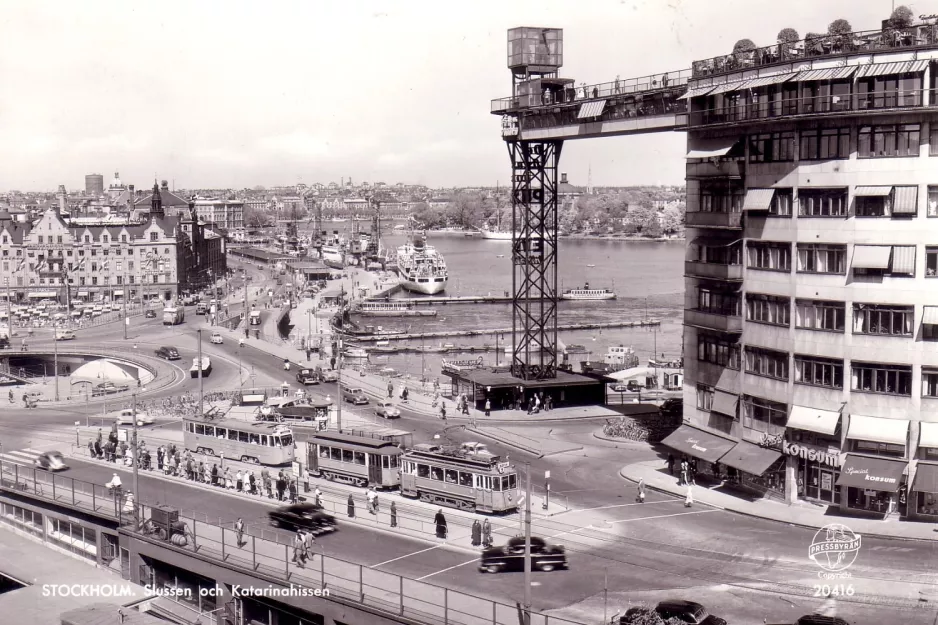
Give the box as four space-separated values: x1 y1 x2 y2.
329 227 686 380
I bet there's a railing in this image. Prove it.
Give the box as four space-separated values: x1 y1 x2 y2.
491 68 692 113
684 211 743 229
518 97 687 133
689 88 935 127
692 24 938 78
0 458 122 519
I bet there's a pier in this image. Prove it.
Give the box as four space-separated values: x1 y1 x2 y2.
366 294 621 305
346 318 660 342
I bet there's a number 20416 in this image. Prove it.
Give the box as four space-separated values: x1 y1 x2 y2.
814 584 855 597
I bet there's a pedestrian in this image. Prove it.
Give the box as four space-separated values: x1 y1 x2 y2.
7 389 12 403
276 475 286 501
679 460 687 486
440 403 447 420
288 478 297 503
292 531 305 567
225 468 233 489
235 517 245 547
347 494 355 518
211 464 219 486
636 478 646 503
401 387 408 402
366 487 377 514
157 447 164 471
390 501 397 528
249 471 257 495
484 398 491 417
434 509 447 539
198 461 205 483
482 519 493 548
471 519 481 547
685 485 694 508
236 470 243 492
387 381 394 398
667 453 675 476
261 467 270 497
303 529 314 561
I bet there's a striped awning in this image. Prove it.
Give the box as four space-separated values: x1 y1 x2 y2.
890 246 916 274
892 186 918 214
852 245 892 269
686 137 741 159
923 306 938 325
711 389 739 418
577 100 607 119
708 80 751 96
742 188 776 211
847 414 909 446
856 60 928 78
854 186 893 197
744 73 798 89
678 85 715 100
794 66 857 82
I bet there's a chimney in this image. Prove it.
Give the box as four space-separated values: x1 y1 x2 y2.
56 185 67 214
128 184 135 205
560 173 568 184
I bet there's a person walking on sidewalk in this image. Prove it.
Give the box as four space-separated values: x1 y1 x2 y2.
667 453 675 476
390 501 397 528
347 494 355 518
482 519 493 548
484 398 491 416
636 478 646 503
471 519 481 547
434 509 447 539
225 468 233 490
366 487 377 515
387 381 394 398
235 518 245 547
314 486 322 508
236 470 243 492
292 531 305 568
679 459 688 486
684 485 694 508
288 478 298 504
276 473 286 501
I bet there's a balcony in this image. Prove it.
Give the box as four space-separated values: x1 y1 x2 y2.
684 261 744 281
685 308 744 334
685 210 742 229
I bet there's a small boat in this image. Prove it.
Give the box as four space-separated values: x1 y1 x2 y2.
561 281 616 301
496 254 505 258
343 346 369 358
586 264 596 268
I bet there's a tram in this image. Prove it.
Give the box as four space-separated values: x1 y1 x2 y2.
305 431 402 489
400 445 519 513
183 416 295 465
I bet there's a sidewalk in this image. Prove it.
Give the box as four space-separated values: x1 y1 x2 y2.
621 458 938 541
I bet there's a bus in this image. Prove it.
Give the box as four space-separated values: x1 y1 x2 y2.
190 357 212 378
400 445 519 513
306 431 402 489
249 310 262 325
183 416 294 465
163 307 185 325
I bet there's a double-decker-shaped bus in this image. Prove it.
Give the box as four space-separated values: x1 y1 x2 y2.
305 431 402 489
400 445 519 513
183 417 294 465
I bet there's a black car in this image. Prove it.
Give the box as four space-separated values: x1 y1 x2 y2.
155 346 180 360
479 536 567 573
296 369 320 385
660 398 683 417
794 616 849 625
34 451 68 471
144 309 157 319
268 503 337 535
652 600 726 625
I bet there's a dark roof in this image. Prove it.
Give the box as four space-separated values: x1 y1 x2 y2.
134 188 189 208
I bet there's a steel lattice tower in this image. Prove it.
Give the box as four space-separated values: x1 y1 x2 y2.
509 140 562 380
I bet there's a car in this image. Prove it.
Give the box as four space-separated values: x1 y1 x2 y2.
94 382 128 395
461 442 490 455
155 346 180 360
296 369 320 385
660 398 683 418
652 600 726 625
793 616 850 625
210 332 223 344
54 329 76 340
34 451 68 471
343 388 369 405
479 536 567 574
268 503 337 535
321 370 339 382
374 401 400 419
144 310 157 319
116 409 154 427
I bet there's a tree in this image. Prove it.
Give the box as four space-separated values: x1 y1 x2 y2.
447 192 483 228
827 19 853 36
660 203 685 235
733 38 756 54
777 28 799 44
410 202 445 230
888 5 914 29
243 205 270 228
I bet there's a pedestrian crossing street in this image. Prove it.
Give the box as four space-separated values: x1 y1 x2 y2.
0 448 44 467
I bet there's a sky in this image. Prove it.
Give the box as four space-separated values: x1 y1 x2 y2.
0 0 907 191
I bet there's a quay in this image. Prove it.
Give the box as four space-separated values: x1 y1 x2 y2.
346 318 660 341
367 294 604 305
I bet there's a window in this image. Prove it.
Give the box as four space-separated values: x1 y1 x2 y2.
797 244 846 274
459 471 473 487
857 75 922 109
430 467 443 481
697 288 740 315
851 362 912 396
37 236 43 244
444 469 458 484
342 450 353 463
741 395 787 435
795 299 845 332
353 452 365 465
928 186 938 217
794 355 844 389
800 128 850 160
923 370 938 397
150 232 158 242
103 235 109 243
697 334 740 369
853 304 913 336
699 182 744 213
121 235 127 243
747 241 791 271
417 464 429 478
769 190 792 216
746 293 790 326
928 247 938 277
858 124 920 157
855 194 891 217
84 235 90 243
744 346 789 381
749 132 795 162
329 447 340 460
695 241 741 265
696 384 714 411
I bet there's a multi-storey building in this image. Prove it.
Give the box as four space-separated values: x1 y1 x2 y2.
673 23 938 521
193 198 244 231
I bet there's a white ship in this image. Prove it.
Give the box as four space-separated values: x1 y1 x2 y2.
561 282 617 300
396 236 448 295
320 233 345 269
480 229 513 240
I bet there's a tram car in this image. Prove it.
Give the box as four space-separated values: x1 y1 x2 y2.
306 431 402 489
183 417 295 466
400 445 519 513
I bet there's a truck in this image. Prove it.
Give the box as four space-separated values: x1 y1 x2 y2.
190 357 212 378
163 307 185 325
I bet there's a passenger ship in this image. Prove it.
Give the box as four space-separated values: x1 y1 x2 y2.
319 233 345 269
560 282 617 300
396 236 448 295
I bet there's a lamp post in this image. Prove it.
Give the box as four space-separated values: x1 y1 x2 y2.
197 328 204 416
523 462 532 621
131 392 140 527
52 326 59 401
336 338 343 432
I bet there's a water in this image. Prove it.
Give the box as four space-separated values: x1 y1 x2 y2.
312 223 685 379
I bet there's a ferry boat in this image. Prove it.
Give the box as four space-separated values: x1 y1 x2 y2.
561 282 617 300
396 236 448 295
320 232 345 269
480 228 513 240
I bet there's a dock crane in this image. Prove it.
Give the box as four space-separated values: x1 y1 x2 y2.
365 193 383 265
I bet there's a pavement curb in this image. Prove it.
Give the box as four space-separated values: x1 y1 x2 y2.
466 427 542 457
592 430 660 448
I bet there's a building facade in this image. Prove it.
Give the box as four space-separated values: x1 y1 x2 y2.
84 174 104 196
674 32 938 521
193 199 244 231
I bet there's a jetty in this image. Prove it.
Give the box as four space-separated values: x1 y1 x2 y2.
345 318 660 342
352 301 437 317
366 295 612 305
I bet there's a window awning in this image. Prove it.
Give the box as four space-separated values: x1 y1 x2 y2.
852 245 892 270
677 85 715 100
794 67 857 82
707 80 751 96
891 186 918 214
660 424 737 463
113 290 124 296
854 186 893 197
856 60 927 78
76 290 89 297
923 306 938 325
718 441 782 476
847 414 909 446
27 291 57 298
787 405 842 436
890 246 915 274
689 237 742 248
920 422 938 448
686 137 741 159
711 389 739 418
577 100 607 119
913 462 938 493
836 454 906 491
744 73 798 89
742 188 776 211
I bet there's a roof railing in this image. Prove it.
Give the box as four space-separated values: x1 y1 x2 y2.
692 23 938 79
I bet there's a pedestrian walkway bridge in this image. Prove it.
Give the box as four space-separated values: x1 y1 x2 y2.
491 68 691 141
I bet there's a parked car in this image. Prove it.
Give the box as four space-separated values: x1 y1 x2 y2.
343 388 369 405
94 382 128 396
321 370 339 382
296 369 320 385
374 401 400 419
144 310 157 319
210 332 223 344
652 600 726 625
268 503 337 535
479 536 567 573
660 398 683 417
34 451 68 471
54 329 76 341
155 346 180 360
116 409 154 426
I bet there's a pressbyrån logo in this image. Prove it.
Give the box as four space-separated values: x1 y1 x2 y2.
809 523 861 576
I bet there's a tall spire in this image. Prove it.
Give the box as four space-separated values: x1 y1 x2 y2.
150 180 163 218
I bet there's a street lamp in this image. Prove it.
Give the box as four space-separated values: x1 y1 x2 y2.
197 328 204 416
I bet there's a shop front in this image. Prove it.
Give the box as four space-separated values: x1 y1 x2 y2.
785 405 844 505
719 439 785 498
660 423 737 481
910 422 938 521
837 454 907 517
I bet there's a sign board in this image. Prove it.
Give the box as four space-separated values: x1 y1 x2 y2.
292 461 302 479
545 470 550 479
118 429 129 443
496 462 510 474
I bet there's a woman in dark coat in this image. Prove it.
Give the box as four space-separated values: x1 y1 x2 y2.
390 502 397 528
471 519 481 546
434 509 447 539
482 519 493 548
347 494 355 518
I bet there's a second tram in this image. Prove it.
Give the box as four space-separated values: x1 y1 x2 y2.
400 445 519 513
306 431 402 489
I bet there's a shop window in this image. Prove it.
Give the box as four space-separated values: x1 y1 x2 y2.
850 439 905 458
917 492 938 516
744 346 789 381
852 304 913 336
797 244 846 274
850 362 912 396
794 355 844 389
696 384 714 411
